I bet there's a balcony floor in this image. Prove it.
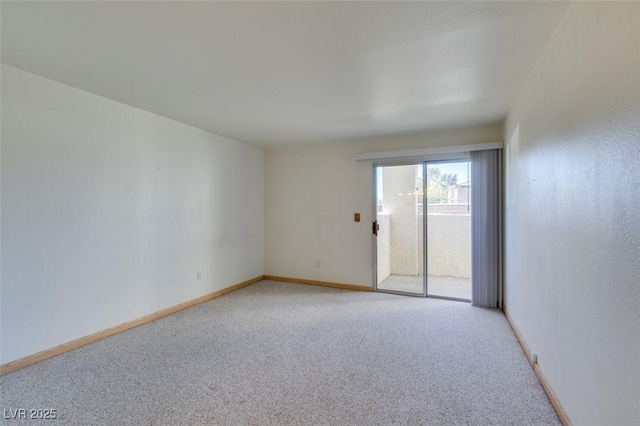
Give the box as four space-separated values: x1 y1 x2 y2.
377 274 471 300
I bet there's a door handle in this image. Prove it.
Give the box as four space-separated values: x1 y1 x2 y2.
372 220 379 236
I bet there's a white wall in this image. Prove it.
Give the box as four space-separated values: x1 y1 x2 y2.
265 124 502 286
503 3 640 425
0 65 264 365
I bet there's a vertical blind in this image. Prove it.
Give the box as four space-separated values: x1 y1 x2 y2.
471 149 503 308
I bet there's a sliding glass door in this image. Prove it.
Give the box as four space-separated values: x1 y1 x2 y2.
375 164 425 296
374 159 471 301
425 161 471 300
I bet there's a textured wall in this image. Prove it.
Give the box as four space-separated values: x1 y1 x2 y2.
1 65 264 364
503 3 640 424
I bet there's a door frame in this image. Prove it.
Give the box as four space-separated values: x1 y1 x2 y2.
372 154 471 301
373 162 427 297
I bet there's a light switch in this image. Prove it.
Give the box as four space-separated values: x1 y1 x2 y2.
354 213 361 222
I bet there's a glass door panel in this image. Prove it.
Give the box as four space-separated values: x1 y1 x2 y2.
425 161 472 300
375 164 425 295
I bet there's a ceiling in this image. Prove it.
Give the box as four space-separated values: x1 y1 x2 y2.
1 1 569 147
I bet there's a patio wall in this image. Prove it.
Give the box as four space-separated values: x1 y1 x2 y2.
377 213 471 282
376 214 391 284
427 214 471 278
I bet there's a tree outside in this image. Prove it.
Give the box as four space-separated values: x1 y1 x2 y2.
425 166 458 204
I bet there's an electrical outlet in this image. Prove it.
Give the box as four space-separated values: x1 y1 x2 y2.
316 259 320 268
197 272 202 280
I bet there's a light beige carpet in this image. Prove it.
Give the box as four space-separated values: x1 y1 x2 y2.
0 280 559 425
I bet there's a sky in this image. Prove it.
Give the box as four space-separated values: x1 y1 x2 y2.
429 160 470 184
